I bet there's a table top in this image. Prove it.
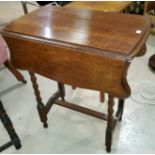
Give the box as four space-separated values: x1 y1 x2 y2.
3 5 150 60
66 1 132 12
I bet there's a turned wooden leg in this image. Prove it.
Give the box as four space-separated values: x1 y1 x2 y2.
100 92 105 103
58 82 65 101
0 100 21 151
4 60 26 84
118 99 124 121
105 95 114 152
29 71 48 128
115 99 124 121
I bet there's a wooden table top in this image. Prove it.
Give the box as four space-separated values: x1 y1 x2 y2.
66 1 132 12
3 5 150 60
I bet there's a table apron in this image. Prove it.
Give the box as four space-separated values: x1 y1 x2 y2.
4 36 131 99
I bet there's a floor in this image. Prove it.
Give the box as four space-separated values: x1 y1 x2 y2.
0 1 155 154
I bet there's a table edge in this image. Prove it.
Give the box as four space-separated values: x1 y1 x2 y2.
1 29 145 61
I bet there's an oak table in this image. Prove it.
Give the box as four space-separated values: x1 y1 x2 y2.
66 1 133 102
66 1 132 12
1 5 150 152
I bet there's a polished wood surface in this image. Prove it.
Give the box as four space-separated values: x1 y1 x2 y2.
4 5 149 59
2 5 150 99
1 5 150 152
66 1 132 101
2 36 130 98
65 1 132 103
66 1 132 12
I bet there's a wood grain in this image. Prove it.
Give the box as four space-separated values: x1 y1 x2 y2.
3 35 130 98
1 5 150 152
1 5 150 99
3 5 150 59
66 1 132 12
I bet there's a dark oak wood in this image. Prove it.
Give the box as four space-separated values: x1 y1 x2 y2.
2 6 150 98
115 99 124 121
100 92 105 103
0 34 26 84
29 71 65 128
57 82 65 101
0 100 21 152
29 71 48 128
66 1 133 103
55 99 107 120
3 6 150 59
144 1 155 70
1 5 150 152
66 1 132 12
105 95 114 152
45 90 61 113
3 35 132 98
4 60 26 84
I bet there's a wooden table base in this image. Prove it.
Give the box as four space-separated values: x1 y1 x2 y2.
29 72 124 152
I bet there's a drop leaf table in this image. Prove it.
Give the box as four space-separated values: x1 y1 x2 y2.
1 5 150 152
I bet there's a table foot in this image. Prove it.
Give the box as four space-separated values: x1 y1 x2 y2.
106 128 112 153
13 136 21 149
106 146 111 153
105 127 112 153
43 122 48 128
37 104 48 128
